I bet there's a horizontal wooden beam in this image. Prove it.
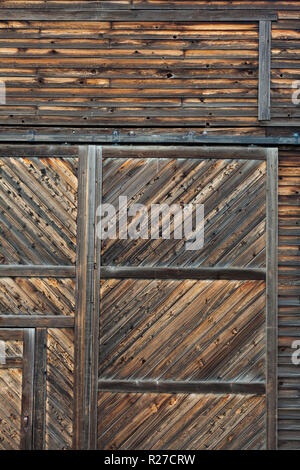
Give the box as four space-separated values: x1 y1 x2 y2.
98 379 266 395
101 266 266 281
0 129 298 146
0 9 277 21
0 265 76 277
0 329 24 340
0 316 74 328
0 357 23 369
0 145 79 157
102 145 268 160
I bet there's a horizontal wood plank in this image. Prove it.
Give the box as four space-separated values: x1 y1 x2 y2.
0 315 74 328
101 266 266 280
98 379 266 395
0 265 76 277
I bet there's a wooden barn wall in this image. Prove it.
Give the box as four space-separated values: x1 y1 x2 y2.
278 147 300 450
0 0 297 130
0 0 298 452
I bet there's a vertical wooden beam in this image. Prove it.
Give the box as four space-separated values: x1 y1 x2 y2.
258 20 271 121
92 146 102 449
32 328 47 450
266 148 278 450
20 328 35 450
73 145 101 450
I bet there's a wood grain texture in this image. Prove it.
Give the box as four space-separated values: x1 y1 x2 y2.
46 328 74 450
101 155 266 268
20 328 34 450
0 156 77 265
0 368 22 449
98 392 266 450
98 379 266 395
73 145 100 450
258 21 271 121
0 278 75 315
278 147 300 450
266 148 278 449
0 2 297 126
32 328 47 450
0 8 261 127
99 279 266 382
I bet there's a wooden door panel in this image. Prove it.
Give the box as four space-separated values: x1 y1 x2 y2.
101 156 266 268
0 155 77 265
99 279 265 382
98 392 266 450
97 145 278 451
0 368 23 450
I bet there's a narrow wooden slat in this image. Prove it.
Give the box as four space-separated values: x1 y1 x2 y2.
20 328 35 450
73 145 100 450
102 145 268 160
0 9 277 21
90 146 102 450
0 144 79 157
98 379 266 395
258 21 271 121
101 266 266 281
0 316 74 328
0 329 23 340
0 265 76 278
0 357 22 369
0 130 297 146
266 148 278 450
32 328 47 450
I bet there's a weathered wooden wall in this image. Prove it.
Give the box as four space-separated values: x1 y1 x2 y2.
278 147 300 450
0 1 298 130
0 0 298 452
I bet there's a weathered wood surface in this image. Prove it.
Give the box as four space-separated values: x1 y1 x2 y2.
32 328 47 450
101 266 266 280
258 21 271 121
99 279 265 382
103 145 269 159
20 328 35 450
0 265 75 277
0 156 77 265
266 149 278 449
278 147 300 450
0 316 74 328
0 368 22 449
73 146 100 450
0 278 75 315
98 392 266 450
0 1 297 126
46 329 74 450
0 3 259 127
101 154 266 268
0 127 299 143
98 379 266 395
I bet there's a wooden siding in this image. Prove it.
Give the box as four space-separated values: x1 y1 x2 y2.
278 147 300 450
0 1 297 128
